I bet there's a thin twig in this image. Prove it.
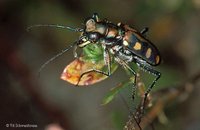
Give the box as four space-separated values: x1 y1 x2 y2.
124 70 200 130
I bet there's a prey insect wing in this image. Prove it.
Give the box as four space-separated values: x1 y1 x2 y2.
60 57 118 86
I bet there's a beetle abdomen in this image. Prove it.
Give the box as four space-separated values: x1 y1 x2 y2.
123 31 161 66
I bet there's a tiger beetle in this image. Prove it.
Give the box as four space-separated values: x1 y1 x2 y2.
28 13 161 114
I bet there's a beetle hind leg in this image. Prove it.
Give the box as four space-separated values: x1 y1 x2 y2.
136 60 161 115
92 13 100 22
140 27 149 35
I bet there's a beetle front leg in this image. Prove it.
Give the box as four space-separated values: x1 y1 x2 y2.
73 44 79 58
76 49 112 86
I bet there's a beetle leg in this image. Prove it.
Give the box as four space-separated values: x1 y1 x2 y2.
73 44 78 58
135 59 161 115
115 56 144 128
104 47 111 75
114 57 137 101
92 13 100 22
76 49 111 86
140 27 149 35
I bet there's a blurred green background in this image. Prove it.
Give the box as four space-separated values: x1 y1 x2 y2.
0 0 200 130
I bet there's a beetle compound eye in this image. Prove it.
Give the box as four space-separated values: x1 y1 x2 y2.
88 32 101 42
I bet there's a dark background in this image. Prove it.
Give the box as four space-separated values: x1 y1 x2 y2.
0 0 200 130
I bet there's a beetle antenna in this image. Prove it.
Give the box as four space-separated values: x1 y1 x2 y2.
27 24 83 32
38 40 78 77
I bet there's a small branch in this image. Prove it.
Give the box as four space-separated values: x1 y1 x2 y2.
124 70 200 130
